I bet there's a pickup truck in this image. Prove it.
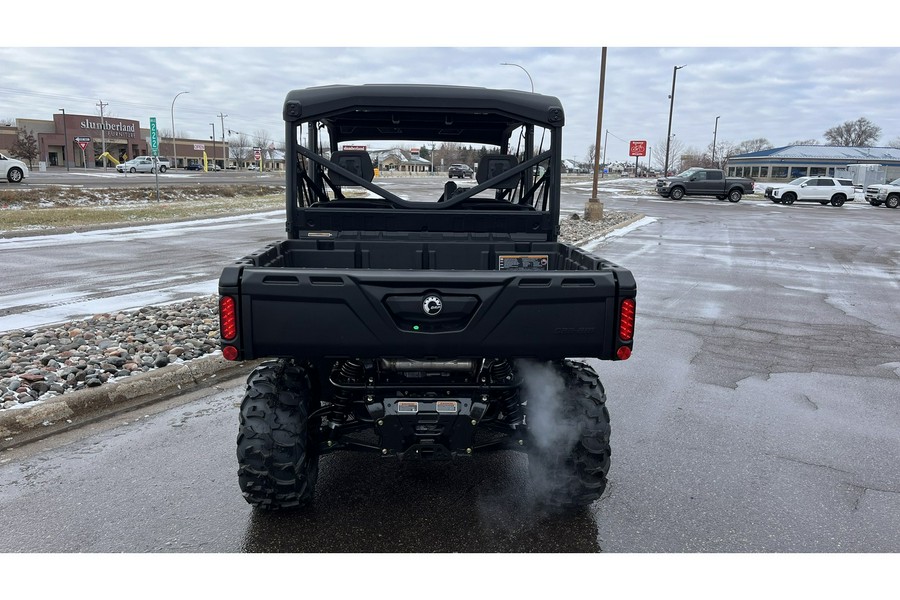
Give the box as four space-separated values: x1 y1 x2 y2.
218 84 637 511
656 167 755 202
865 177 900 208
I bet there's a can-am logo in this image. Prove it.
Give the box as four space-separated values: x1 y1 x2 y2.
422 295 443 316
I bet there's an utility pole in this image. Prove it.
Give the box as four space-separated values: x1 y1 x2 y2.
664 65 685 177
97 99 108 170
210 123 216 171
218 113 228 169
585 47 607 222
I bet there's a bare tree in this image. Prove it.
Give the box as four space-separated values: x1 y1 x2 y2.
886 136 900 149
10 126 39 168
732 138 773 155
824 117 881 146
788 138 819 146
654 136 685 173
229 132 252 167
0 117 13 126
253 130 272 152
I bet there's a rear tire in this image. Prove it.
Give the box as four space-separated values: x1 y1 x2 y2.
525 359 611 510
727 189 742 202
237 359 320 510
831 195 845 207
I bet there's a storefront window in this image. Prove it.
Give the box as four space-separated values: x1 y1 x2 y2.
790 166 807 178
772 166 789 178
759 166 768 178
809 167 827 176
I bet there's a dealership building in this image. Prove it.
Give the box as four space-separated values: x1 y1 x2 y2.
0 112 250 170
725 145 900 183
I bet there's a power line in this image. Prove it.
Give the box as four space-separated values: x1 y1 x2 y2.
0 85 279 138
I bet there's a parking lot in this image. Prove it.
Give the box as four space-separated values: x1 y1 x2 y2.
1 175 897 553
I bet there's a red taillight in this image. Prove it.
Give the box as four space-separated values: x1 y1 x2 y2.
222 345 239 361
618 298 635 342
616 346 632 360
220 295 237 341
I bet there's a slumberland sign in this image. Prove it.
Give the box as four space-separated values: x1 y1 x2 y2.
78 118 138 139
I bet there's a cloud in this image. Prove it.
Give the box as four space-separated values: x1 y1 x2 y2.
3 46 899 163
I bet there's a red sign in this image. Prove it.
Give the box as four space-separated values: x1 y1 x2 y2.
629 140 647 157
254 150 261 160
77 141 88 150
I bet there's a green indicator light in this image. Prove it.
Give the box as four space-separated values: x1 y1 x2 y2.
413 325 420 331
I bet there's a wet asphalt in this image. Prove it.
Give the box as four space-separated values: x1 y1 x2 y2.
1 180 899 553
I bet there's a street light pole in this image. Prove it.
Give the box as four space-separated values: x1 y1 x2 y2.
601 129 609 177
218 112 227 169
500 62 534 93
663 65 686 176
59 108 69 171
712 115 721 165
210 123 216 171
170 91 189 169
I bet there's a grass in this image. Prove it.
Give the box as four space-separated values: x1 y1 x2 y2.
0 185 286 233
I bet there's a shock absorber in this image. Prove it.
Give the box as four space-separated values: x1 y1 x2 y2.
329 359 365 424
490 359 521 425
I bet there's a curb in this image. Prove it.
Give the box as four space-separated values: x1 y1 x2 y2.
0 354 256 446
571 212 647 247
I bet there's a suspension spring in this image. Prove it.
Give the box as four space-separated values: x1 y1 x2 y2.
490 359 522 425
329 359 365 423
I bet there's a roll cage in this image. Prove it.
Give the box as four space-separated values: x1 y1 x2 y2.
282 84 566 240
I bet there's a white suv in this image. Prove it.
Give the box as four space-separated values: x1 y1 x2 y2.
764 176 855 207
1 152 29 183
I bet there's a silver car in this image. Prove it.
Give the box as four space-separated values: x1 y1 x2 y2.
116 157 169 174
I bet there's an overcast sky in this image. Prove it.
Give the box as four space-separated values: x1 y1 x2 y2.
3 7 896 165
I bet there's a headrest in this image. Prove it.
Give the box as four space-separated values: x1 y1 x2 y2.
476 154 519 189
328 150 374 186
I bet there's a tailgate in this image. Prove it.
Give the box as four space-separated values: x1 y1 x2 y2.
220 267 634 361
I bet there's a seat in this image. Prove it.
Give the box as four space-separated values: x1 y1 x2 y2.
327 150 375 186
476 154 519 189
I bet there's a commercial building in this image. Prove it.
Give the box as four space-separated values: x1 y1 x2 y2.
0 112 267 170
725 145 900 183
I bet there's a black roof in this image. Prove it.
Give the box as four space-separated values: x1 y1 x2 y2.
283 84 565 146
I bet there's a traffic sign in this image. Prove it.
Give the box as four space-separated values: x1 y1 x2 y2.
150 117 159 156
629 140 647 157
77 141 88 150
74 136 91 143
253 147 261 160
